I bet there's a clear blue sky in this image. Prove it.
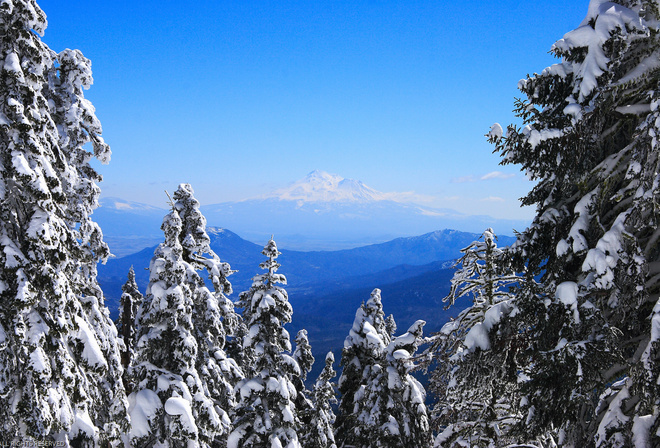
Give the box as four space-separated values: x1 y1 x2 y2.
38 0 587 220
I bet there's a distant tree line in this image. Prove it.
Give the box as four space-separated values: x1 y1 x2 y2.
1 0 659 447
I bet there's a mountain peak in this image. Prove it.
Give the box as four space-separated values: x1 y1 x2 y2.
99 197 165 212
264 170 387 203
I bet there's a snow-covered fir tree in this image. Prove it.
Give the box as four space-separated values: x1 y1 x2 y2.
429 229 521 447
172 184 243 419
336 289 433 448
303 352 338 448
229 238 302 448
292 329 316 440
130 202 229 447
352 320 431 448
117 266 143 391
486 0 660 445
381 320 431 447
335 288 391 447
0 0 129 444
293 329 314 382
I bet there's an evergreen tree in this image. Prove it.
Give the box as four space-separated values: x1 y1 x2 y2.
292 329 316 441
335 289 390 447
117 266 143 391
303 352 338 448
0 0 128 444
130 205 227 447
429 229 521 447
229 238 302 448
293 329 314 382
353 320 432 448
487 0 660 445
381 320 431 447
172 184 243 420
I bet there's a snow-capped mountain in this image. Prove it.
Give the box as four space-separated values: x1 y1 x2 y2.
93 172 528 253
263 170 387 203
98 197 165 213
200 170 528 249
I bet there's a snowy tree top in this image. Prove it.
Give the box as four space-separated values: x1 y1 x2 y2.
262 237 281 259
1 0 47 36
546 0 646 102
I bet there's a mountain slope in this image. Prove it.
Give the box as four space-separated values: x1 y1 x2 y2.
98 227 513 319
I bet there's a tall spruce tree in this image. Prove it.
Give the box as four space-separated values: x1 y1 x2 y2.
337 291 432 448
293 329 314 383
429 229 521 447
0 0 128 444
229 238 302 448
117 266 143 391
353 320 431 448
486 0 660 445
335 288 390 447
130 199 231 447
172 184 243 419
381 320 431 448
303 352 338 448
292 328 316 441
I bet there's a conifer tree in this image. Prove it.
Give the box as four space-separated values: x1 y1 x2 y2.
351 320 432 448
486 0 660 445
172 184 243 418
0 0 128 444
229 238 302 448
117 266 143 390
130 204 228 447
381 320 431 447
429 229 520 447
292 328 316 440
336 288 406 448
293 329 314 382
303 352 338 448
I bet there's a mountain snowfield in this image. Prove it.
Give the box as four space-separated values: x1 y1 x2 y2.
263 169 388 203
96 170 528 254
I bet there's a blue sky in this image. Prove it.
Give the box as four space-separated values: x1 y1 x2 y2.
38 0 588 220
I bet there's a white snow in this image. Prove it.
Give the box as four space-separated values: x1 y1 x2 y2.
488 123 503 140
463 301 511 352
69 409 98 439
3 52 23 75
569 189 598 253
164 396 198 434
556 281 581 324
523 126 564 149
12 152 32 177
260 170 387 203
552 1 643 101
238 378 264 399
555 281 578 306
74 315 108 368
29 347 51 374
631 414 655 447
128 389 163 439
464 323 490 351
582 211 629 288
615 104 652 115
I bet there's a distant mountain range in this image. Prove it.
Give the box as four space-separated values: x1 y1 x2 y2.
97 227 516 381
98 227 515 307
95 170 529 255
